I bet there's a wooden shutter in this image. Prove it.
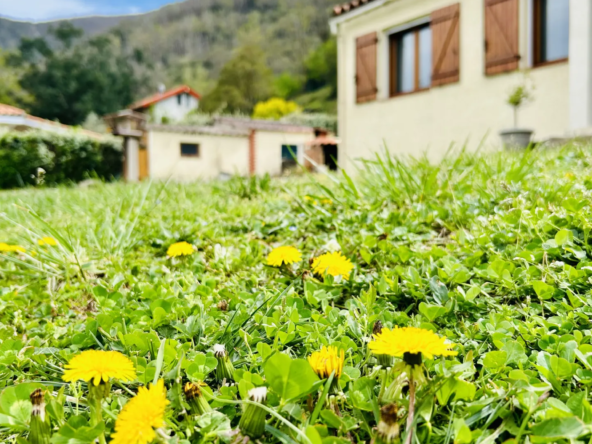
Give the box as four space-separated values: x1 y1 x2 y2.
431 4 461 87
484 0 520 75
356 32 378 103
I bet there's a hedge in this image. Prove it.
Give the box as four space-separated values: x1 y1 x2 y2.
0 131 123 189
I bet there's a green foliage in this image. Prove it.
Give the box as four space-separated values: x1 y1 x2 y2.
200 44 274 114
508 85 532 108
8 145 592 442
0 131 122 189
304 38 337 97
253 98 300 120
13 24 147 126
0 50 30 107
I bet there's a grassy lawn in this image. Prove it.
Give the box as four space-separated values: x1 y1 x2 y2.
2 146 592 443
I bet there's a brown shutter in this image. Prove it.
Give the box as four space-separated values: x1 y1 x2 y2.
356 32 378 103
431 4 461 87
484 0 520 75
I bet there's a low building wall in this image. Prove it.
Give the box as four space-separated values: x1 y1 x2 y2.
147 129 250 181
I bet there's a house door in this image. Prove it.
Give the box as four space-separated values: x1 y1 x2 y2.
139 148 149 180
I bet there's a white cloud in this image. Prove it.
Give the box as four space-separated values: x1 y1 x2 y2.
0 0 96 21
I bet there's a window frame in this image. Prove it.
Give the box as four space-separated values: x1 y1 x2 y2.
389 24 432 98
532 0 569 67
180 143 200 158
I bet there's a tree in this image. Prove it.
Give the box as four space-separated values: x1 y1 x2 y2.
304 38 337 97
253 98 300 120
200 44 273 114
14 24 146 125
0 50 30 107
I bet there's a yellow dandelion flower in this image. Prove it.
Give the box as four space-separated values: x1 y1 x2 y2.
308 346 345 379
167 241 194 258
311 252 354 280
111 379 169 444
38 237 58 246
369 326 457 361
0 243 26 253
267 246 302 267
62 350 136 386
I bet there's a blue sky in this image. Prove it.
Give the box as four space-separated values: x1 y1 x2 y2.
1 0 179 22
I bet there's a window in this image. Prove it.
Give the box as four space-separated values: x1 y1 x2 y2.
281 145 298 171
177 94 182 105
389 25 432 96
534 0 569 65
180 143 199 157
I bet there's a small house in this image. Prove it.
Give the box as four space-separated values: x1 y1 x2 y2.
105 113 317 182
129 85 201 123
330 0 591 168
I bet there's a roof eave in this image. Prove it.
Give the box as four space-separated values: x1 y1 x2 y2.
329 0 387 34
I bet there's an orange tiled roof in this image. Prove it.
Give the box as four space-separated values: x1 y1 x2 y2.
333 0 378 16
0 104 27 116
129 85 201 111
0 103 106 139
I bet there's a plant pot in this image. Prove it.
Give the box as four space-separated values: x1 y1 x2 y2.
499 129 533 150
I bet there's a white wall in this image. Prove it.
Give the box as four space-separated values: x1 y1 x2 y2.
148 130 249 181
254 131 315 176
126 137 140 182
569 0 592 132
334 0 571 171
152 94 199 123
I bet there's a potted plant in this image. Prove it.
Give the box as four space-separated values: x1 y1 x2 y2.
500 78 534 149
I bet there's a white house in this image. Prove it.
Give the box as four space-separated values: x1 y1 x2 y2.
105 112 316 182
129 85 201 123
330 0 592 169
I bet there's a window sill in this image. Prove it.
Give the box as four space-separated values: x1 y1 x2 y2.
389 87 430 99
532 58 568 69
181 155 200 158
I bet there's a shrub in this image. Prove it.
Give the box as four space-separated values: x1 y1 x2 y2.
0 131 123 189
252 97 300 120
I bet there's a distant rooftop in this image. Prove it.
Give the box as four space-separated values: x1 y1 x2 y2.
0 104 27 116
147 123 250 138
0 103 107 139
213 116 314 134
129 85 201 111
333 0 379 16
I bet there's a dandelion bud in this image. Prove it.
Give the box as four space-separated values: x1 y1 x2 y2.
239 387 268 439
184 382 212 415
217 300 229 311
372 321 393 368
373 320 383 335
29 389 51 444
213 344 235 382
376 404 400 444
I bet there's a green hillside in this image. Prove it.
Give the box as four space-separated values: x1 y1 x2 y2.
0 0 339 122
0 15 128 48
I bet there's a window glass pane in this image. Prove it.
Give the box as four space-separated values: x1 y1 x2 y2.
282 145 298 160
541 0 569 62
397 31 415 93
418 26 432 89
181 143 199 156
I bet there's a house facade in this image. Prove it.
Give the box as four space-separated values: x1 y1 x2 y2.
129 85 200 123
105 113 316 182
330 0 591 169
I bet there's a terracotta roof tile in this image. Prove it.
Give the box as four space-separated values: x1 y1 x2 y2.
0 104 26 116
213 117 314 134
333 0 377 16
147 124 251 137
0 102 108 140
129 85 201 111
